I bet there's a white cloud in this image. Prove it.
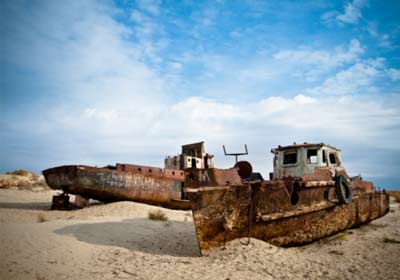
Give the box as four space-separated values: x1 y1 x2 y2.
387 68 400 81
136 0 161 15
306 59 383 95
63 92 344 165
130 9 161 36
322 0 367 25
83 108 118 122
169 61 183 70
238 65 275 82
294 94 318 105
336 0 367 24
257 95 317 115
274 39 363 66
130 10 164 38
366 22 379 37
365 22 393 49
55 92 400 174
131 9 147 23
321 10 339 25
273 39 364 81
2 0 400 183
129 9 167 63
378 34 392 48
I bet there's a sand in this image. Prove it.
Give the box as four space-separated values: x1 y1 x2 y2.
0 189 399 280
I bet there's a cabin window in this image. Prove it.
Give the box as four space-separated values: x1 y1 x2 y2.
329 153 337 164
322 150 327 163
307 149 318 164
283 151 297 165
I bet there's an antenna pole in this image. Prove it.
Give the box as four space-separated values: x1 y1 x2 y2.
223 144 248 163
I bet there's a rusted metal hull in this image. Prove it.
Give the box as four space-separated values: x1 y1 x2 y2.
43 164 190 209
188 183 390 255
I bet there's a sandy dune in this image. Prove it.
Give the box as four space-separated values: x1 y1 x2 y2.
0 189 399 280
0 170 49 190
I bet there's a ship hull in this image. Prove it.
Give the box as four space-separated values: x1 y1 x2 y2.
188 184 390 255
43 164 190 209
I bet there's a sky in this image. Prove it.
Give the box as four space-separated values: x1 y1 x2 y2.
1 0 399 189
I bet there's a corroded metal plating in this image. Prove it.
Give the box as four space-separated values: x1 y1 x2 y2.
43 142 212 210
188 143 390 254
43 164 186 208
189 173 389 254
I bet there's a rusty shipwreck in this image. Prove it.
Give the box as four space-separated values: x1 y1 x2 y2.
43 141 389 254
43 142 214 210
185 143 390 255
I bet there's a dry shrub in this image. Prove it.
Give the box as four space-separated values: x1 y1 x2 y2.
37 213 47 223
329 250 344 255
0 175 30 189
383 237 400 244
335 232 348 240
7 169 32 177
148 209 168 221
0 170 49 190
388 191 400 203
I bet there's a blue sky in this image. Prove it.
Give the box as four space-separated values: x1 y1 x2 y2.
1 0 399 189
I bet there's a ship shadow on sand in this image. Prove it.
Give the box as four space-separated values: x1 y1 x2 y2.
54 218 200 257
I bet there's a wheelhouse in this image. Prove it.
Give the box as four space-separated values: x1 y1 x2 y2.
272 143 344 179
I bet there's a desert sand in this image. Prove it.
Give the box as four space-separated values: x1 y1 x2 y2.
0 188 399 280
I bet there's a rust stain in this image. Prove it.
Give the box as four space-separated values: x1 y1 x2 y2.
43 164 185 208
188 142 390 255
43 142 211 210
43 141 390 255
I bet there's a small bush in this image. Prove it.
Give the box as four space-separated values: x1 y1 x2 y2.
335 232 348 240
148 209 168 221
383 237 400 244
7 169 32 177
0 171 49 190
388 191 400 203
37 213 47 223
328 250 344 255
